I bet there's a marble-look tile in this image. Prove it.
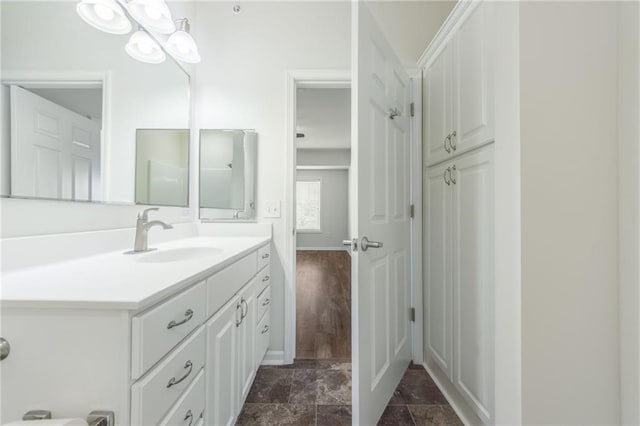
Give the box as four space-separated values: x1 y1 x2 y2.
398 369 438 387
236 404 316 426
317 405 352 426
377 405 415 426
408 405 463 426
316 370 352 405
293 359 352 370
388 369 446 405
289 369 319 404
245 369 293 403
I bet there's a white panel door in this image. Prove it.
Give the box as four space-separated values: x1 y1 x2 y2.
424 161 453 380
237 278 258 406
205 296 240 426
424 42 453 166
10 85 101 201
454 2 494 153
451 146 494 423
352 3 412 424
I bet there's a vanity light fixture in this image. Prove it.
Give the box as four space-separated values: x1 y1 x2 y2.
76 0 132 34
126 0 176 34
166 18 201 64
125 29 166 63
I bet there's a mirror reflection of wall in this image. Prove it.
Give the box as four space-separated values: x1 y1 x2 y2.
200 130 246 210
0 1 190 204
135 129 189 207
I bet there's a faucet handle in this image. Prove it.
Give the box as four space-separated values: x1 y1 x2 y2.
138 207 159 220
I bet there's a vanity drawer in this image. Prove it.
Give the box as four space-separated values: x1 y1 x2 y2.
257 244 271 270
257 285 271 322
159 368 205 426
132 282 206 379
131 327 205 426
257 265 271 294
206 251 257 317
256 309 270 365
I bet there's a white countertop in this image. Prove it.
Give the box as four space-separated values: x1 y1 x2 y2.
0 236 270 311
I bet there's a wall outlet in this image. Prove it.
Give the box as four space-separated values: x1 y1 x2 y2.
264 200 281 218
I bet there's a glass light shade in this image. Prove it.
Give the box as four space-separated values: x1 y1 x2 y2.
76 0 132 34
166 30 201 63
127 0 176 34
125 30 166 64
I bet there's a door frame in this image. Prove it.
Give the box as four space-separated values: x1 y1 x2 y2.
283 69 351 363
1 70 113 200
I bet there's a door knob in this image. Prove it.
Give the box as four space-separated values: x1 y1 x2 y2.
343 238 358 251
360 236 383 252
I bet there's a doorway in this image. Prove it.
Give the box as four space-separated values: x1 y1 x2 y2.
294 86 352 360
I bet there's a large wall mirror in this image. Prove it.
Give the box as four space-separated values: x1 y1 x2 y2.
200 130 257 221
0 1 190 206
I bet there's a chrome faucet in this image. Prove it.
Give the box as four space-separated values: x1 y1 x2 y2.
133 208 173 253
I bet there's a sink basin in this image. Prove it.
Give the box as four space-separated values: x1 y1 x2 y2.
136 247 223 263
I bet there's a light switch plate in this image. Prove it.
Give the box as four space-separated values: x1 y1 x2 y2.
264 200 281 218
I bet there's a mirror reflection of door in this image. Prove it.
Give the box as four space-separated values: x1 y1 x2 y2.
135 129 189 207
8 85 102 201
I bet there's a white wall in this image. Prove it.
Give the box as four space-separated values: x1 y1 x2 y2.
193 0 350 354
519 2 620 424
296 88 350 149
296 169 349 249
617 2 640 424
297 148 350 167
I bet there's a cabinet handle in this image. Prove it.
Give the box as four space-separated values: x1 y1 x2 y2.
241 298 248 319
450 165 457 184
236 302 243 327
450 131 457 151
443 167 451 186
167 309 194 330
261 324 270 334
262 298 271 307
167 360 193 388
261 253 270 259
184 410 193 426
444 134 451 153
262 275 270 282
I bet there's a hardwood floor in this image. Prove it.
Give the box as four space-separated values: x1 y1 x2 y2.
296 250 351 359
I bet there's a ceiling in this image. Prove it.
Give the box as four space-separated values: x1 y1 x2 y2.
366 0 457 70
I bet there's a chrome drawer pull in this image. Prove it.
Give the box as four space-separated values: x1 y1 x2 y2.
262 275 270 282
241 298 248 319
184 410 193 426
261 253 270 259
167 360 193 388
262 298 270 307
236 302 243 327
261 324 270 334
167 309 194 329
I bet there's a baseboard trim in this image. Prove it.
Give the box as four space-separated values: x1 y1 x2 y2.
421 360 483 426
296 247 349 252
261 350 286 365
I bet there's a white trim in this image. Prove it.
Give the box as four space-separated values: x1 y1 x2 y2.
1 69 113 202
296 247 349 252
284 69 351 364
260 350 286 366
296 165 350 171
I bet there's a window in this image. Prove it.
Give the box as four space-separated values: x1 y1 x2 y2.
296 179 321 232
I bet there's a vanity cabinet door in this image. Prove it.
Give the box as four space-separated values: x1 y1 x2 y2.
237 278 259 406
205 295 241 426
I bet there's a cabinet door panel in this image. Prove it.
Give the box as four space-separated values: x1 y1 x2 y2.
238 278 258 405
424 43 453 166
454 2 494 153
424 162 453 379
451 146 494 423
205 296 240 426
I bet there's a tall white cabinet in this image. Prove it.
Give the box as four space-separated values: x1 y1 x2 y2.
422 1 495 424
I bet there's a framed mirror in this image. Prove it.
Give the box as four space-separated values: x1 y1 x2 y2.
199 129 257 221
0 1 190 206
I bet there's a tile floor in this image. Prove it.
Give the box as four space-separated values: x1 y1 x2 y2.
237 360 462 426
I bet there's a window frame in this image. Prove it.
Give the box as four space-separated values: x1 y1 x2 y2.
295 177 322 234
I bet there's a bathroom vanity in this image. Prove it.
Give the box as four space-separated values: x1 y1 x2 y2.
1 236 271 425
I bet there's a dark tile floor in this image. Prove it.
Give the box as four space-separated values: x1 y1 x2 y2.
237 360 462 426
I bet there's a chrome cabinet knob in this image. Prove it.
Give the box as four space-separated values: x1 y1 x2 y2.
0 337 10 361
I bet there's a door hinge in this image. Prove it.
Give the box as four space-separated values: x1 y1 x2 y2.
410 307 416 322
410 102 415 117
409 204 415 219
